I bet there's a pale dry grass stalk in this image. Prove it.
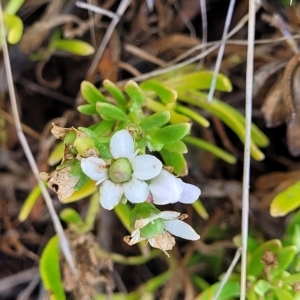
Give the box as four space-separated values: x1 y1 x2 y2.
213 248 242 300
207 0 236 102
240 0 257 298
0 3 75 273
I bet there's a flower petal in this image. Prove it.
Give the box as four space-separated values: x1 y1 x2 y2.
131 154 162 180
81 157 108 183
110 130 134 159
99 180 123 210
124 178 149 203
178 180 201 204
164 219 200 240
149 170 183 205
156 211 181 220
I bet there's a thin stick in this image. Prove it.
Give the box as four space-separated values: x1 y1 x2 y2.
208 0 236 102
213 248 242 300
0 4 75 273
240 0 257 299
76 1 119 19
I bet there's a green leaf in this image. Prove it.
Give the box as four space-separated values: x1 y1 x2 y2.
281 272 300 285
175 104 210 127
179 91 265 161
247 239 282 277
273 287 294 300
48 141 64 166
114 202 132 232
149 123 190 146
103 79 127 109
19 184 42 222
183 135 237 164
163 140 188 153
94 140 111 159
63 179 96 203
192 199 209 220
125 80 145 111
40 235 66 300
164 71 233 93
270 180 300 217
96 102 129 121
60 208 84 225
139 111 170 131
141 80 178 103
3 13 23 44
92 120 115 136
145 97 190 123
195 281 240 300
270 246 297 280
52 39 95 56
4 0 24 15
159 148 187 176
254 279 272 296
80 81 108 104
77 104 97 115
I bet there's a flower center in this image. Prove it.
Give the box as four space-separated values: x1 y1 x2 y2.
109 158 133 183
140 218 164 239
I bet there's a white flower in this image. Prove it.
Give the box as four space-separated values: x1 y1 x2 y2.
124 203 200 257
149 169 201 205
81 130 162 210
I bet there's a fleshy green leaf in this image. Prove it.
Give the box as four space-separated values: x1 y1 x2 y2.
270 180 300 217
81 81 108 104
103 79 127 109
149 123 190 146
273 287 294 300
159 148 187 176
48 141 64 166
163 71 233 93
125 80 145 111
163 140 188 153
281 272 300 285
77 104 98 115
247 239 282 277
175 104 210 127
96 102 129 121
19 184 42 222
4 0 24 15
114 202 132 233
253 280 272 296
195 281 240 300
192 199 209 220
92 120 114 136
178 91 265 161
40 235 66 300
139 111 170 130
3 14 23 44
60 208 84 225
145 97 190 123
141 80 178 103
63 179 96 203
270 246 297 280
52 39 95 56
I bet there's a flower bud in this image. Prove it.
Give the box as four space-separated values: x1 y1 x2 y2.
74 137 97 157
